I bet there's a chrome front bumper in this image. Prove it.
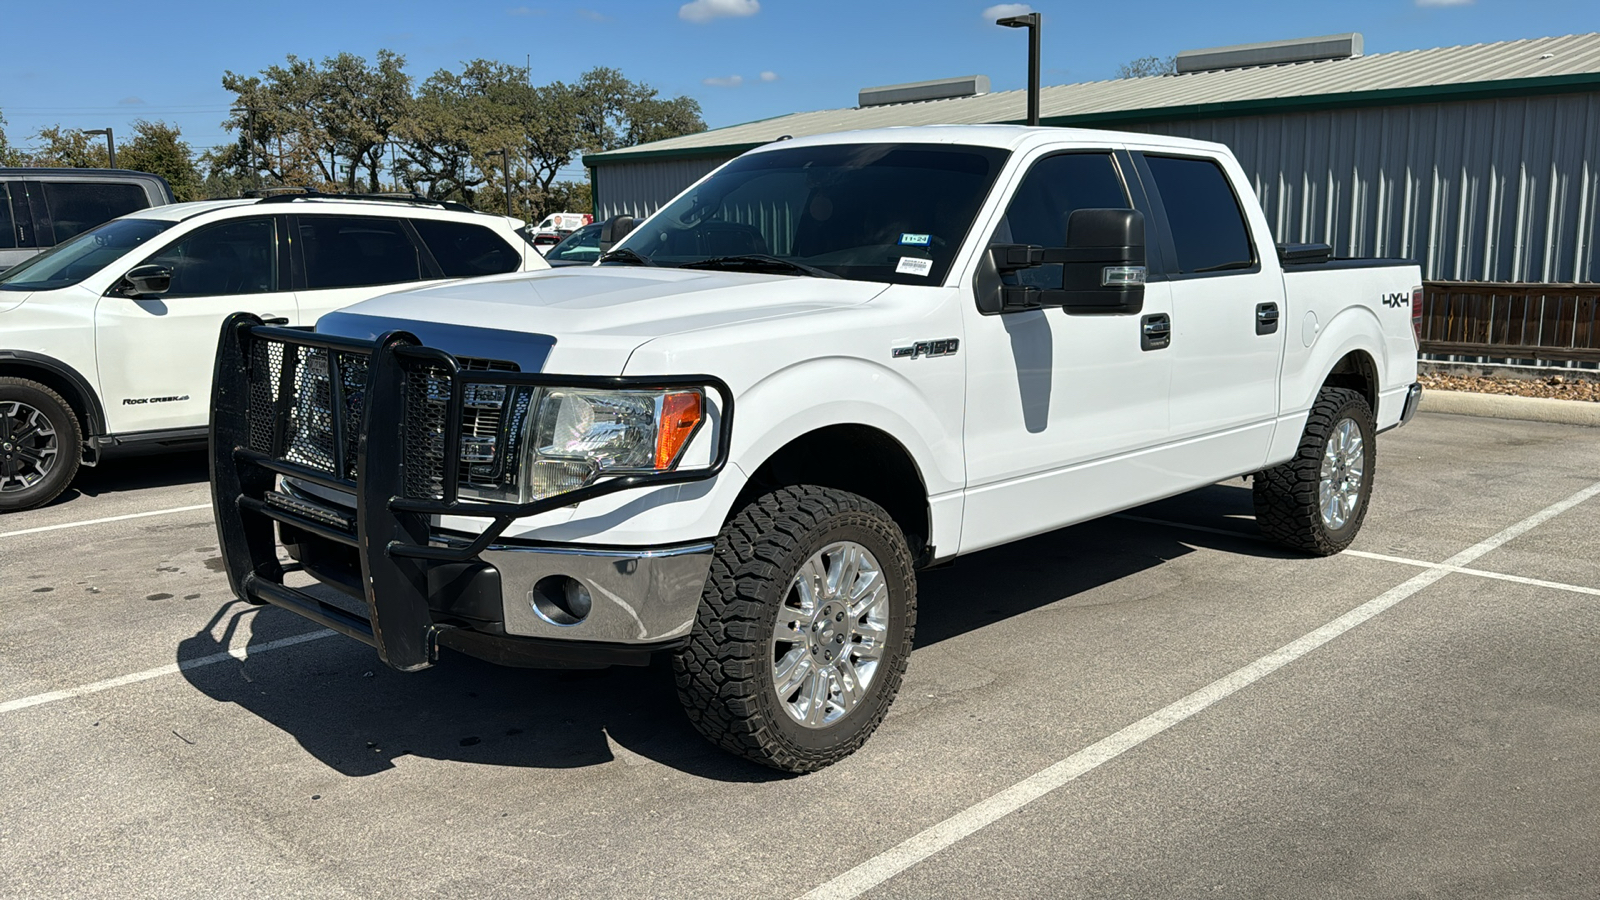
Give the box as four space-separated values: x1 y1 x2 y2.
479 539 714 644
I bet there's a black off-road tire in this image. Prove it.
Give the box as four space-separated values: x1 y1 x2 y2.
673 485 917 773
0 377 82 513
1253 386 1375 556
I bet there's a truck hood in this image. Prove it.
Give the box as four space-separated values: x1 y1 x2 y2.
316 266 887 374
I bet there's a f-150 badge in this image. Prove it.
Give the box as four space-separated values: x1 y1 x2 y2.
892 338 959 359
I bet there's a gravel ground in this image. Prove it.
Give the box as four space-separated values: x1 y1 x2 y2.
1418 372 1600 402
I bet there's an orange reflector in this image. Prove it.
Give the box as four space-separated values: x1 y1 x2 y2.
655 391 704 470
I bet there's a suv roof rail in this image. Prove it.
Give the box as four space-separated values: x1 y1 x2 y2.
250 188 480 215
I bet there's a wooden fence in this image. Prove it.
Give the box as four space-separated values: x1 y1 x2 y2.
1420 282 1600 364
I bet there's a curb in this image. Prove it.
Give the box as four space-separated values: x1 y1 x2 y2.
1419 390 1600 427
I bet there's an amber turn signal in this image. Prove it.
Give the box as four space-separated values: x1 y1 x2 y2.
655 391 704 469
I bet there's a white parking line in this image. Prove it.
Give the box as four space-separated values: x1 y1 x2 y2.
1116 513 1600 598
0 628 335 714
0 503 212 539
799 478 1600 900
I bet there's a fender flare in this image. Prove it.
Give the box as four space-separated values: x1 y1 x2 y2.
0 349 107 436
1294 307 1387 415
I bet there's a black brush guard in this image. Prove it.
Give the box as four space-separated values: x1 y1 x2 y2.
210 312 734 671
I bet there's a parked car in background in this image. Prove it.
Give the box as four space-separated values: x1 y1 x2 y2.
0 193 548 511
521 211 594 255
542 221 602 266
1 169 175 271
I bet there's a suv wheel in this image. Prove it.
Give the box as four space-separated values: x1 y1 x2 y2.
674 485 917 773
0 378 82 513
1253 386 1375 555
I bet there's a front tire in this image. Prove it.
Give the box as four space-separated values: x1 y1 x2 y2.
0 377 82 513
1253 386 1375 555
674 485 917 773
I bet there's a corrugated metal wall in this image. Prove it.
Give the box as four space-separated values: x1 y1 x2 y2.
593 156 729 219
1137 93 1600 284
595 92 1600 285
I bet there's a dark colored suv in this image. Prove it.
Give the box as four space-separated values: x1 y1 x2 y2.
0 169 175 271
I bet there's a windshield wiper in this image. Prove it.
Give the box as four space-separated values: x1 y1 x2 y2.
679 254 841 279
597 247 657 266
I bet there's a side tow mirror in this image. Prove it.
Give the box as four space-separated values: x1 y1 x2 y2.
1057 208 1146 315
119 264 173 298
597 215 637 254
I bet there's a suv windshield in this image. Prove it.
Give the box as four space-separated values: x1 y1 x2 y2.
613 143 1010 284
0 218 174 291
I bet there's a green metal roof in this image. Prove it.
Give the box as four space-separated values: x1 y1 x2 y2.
585 33 1600 167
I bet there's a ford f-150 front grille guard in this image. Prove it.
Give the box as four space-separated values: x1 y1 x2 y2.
210 312 734 671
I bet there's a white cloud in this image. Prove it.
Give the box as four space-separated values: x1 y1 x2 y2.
1416 0 1472 5
506 6 546 15
982 3 1033 19
703 74 744 87
577 8 608 20
118 96 145 105
760 71 779 82
680 0 759 23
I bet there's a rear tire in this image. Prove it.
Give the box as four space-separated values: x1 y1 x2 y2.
1253 386 1374 556
0 377 82 513
673 485 917 773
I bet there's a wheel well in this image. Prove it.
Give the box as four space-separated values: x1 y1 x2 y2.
1323 350 1378 417
733 424 932 565
0 360 101 436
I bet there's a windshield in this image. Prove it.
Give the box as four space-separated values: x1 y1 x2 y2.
0 218 174 291
547 223 601 263
614 143 1010 284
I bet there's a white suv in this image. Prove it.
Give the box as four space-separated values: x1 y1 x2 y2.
0 194 548 511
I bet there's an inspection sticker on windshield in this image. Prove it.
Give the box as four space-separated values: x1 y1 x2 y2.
895 257 933 277
899 233 931 246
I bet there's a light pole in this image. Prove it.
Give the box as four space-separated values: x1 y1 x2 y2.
488 148 513 217
996 12 1041 127
84 128 116 168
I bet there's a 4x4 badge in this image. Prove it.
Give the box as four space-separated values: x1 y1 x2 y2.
892 338 960 360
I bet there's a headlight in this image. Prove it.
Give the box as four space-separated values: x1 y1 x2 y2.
458 386 707 505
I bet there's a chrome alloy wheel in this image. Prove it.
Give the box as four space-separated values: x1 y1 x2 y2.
1319 417 1365 530
770 541 890 728
0 400 58 494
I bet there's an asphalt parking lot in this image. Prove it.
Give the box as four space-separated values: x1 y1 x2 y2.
2 411 1597 899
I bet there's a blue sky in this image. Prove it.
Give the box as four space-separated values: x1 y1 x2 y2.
1 0 1593 178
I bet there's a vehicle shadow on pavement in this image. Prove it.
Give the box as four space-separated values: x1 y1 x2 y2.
49 450 210 506
176 482 1293 783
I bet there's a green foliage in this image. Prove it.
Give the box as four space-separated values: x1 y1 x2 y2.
1117 55 1177 79
118 121 203 201
26 126 110 168
0 111 23 167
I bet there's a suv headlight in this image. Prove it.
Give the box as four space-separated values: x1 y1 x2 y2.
460 387 707 505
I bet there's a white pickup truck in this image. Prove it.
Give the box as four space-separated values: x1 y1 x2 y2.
211 126 1422 772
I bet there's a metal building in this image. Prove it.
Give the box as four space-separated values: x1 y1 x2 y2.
585 33 1600 362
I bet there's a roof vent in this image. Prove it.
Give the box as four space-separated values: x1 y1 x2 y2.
1175 33 1362 74
859 75 990 108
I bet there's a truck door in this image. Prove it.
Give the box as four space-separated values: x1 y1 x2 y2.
95 215 296 433
1131 151 1284 474
959 149 1175 553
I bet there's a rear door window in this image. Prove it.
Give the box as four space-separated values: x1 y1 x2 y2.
1142 155 1256 275
0 184 15 250
141 217 278 297
41 181 151 245
298 215 425 289
409 219 520 277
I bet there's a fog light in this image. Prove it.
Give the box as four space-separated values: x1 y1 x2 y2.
529 575 591 626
